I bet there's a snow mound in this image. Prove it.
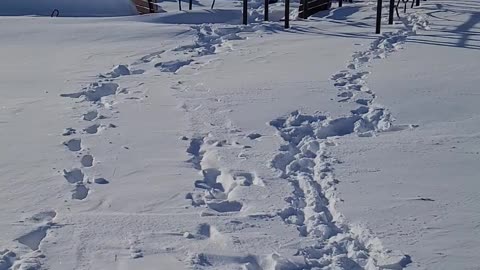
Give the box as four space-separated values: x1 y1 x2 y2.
0 0 138 17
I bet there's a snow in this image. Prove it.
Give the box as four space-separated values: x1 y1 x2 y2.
333 1 480 268
1 0 479 269
0 0 137 17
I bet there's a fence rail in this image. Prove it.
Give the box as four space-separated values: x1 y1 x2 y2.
299 0 331 19
377 0 426 33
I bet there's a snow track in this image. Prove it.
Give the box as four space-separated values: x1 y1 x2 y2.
57 22 269 204
185 136 264 213
0 3 437 269
178 13 429 269
267 12 430 270
0 21 256 270
0 211 57 270
34 21 270 269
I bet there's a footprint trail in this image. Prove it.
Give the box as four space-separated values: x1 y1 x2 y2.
266 12 430 270
185 137 262 214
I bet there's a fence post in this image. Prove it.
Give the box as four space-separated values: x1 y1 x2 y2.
265 0 269 21
285 0 290 28
388 0 394 24
302 0 308 19
339 0 343 7
416 0 420 6
148 0 155 13
243 0 248 25
189 0 193 10
178 0 182 11
376 0 382 34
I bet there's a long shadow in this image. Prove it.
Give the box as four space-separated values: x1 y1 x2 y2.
410 1 480 50
143 0 480 51
324 19 372 28
326 6 361 20
408 36 480 50
279 0 480 52
456 12 480 47
141 9 242 24
288 24 378 41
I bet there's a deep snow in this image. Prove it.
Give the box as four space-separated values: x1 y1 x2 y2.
334 1 480 269
1 0 479 269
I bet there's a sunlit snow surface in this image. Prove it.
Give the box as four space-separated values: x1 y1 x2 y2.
0 0 479 269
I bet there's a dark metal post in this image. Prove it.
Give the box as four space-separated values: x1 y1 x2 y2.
189 0 193 10
243 0 248 25
388 0 394 24
285 0 290 28
178 0 182 11
376 0 382 34
415 0 420 6
302 0 308 19
265 0 269 21
339 0 343 7
148 0 155 12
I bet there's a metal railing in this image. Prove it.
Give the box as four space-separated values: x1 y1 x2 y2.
134 0 423 34
241 0 350 28
376 0 426 33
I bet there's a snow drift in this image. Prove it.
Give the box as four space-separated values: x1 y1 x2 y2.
0 0 138 17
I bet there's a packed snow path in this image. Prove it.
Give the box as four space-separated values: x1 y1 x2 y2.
332 1 480 269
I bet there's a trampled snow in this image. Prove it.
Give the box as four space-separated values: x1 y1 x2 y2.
0 0 479 269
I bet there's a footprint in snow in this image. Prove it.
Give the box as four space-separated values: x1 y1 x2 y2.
154 59 193 73
15 226 49 251
80 155 94 167
356 98 371 106
15 210 56 251
206 200 243 213
64 138 82 152
94 178 109 185
71 184 89 200
84 124 101 134
63 168 84 184
247 133 262 140
83 110 98 121
60 82 119 103
62 128 76 136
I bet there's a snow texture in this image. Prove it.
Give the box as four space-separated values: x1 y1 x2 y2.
0 0 479 269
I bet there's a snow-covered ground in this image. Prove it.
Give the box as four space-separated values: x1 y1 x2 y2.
334 1 480 269
0 0 479 269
